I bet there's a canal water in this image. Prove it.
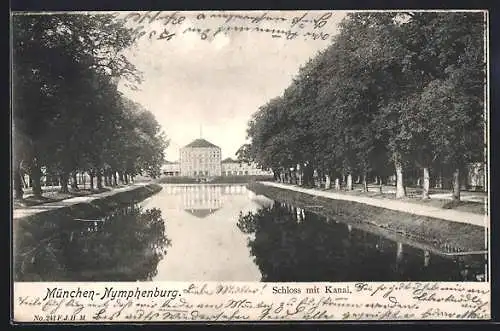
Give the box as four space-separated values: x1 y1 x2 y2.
14 184 486 282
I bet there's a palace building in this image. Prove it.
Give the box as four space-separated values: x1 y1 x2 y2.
221 158 272 176
162 138 273 179
179 138 222 177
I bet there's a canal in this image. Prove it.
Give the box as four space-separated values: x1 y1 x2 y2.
14 184 486 282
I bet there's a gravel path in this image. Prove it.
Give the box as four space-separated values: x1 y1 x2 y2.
13 183 148 220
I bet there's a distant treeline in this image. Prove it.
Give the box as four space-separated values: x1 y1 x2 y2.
238 12 486 201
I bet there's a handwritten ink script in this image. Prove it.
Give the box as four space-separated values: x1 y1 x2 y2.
13 282 490 322
112 11 339 42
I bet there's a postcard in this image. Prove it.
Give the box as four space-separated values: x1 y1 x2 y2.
11 10 490 322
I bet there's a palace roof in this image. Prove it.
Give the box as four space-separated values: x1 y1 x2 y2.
221 157 238 164
183 138 219 149
185 209 220 218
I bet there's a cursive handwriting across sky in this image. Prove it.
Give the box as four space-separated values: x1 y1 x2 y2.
115 11 346 160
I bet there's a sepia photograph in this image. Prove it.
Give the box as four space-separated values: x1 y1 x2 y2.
12 10 489 289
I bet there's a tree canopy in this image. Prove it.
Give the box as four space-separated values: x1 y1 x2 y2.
12 13 168 198
245 12 486 200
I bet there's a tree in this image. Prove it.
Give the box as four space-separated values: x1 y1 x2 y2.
380 12 485 200
12 13 139 196
12 13 170 199
246 97 296 181
244 12 485 202
236 144 254 164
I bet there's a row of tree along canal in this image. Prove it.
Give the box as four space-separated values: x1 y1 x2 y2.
238 12 486 201
12 14 168 200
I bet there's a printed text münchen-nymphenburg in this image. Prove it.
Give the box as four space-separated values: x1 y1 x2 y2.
43 287 180 301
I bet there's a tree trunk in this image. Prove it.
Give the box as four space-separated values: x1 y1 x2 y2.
395 158 406 199
422 167 430 200
71 171 79 190
59 173 69 193
334 178 340 190
460 171 467 190
97 171 103 189
346 173 353 191
356 175 361 184
80 173 86 189
124 173 129 185
452 168 460 201
303 164 314 187
379 176 383 194
315 171 321 188
119 171 125 184
13 161 23 200
104 172 109 186
112 172 118 186
435 171 443 189
362 172 368 192
89 173 95 190
325 174 331 189
30 161 42 198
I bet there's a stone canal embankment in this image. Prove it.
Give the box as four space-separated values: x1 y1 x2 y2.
13 183 163 222
249 182 488 255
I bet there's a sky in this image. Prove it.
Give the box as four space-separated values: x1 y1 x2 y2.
117 11 347 161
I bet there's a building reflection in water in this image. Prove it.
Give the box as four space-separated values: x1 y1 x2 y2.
236 203 486 282
164 185 248 218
